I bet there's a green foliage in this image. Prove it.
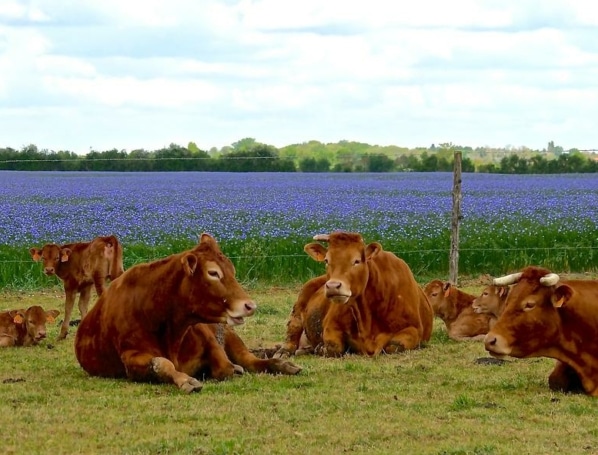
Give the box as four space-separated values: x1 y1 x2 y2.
0 140 596 173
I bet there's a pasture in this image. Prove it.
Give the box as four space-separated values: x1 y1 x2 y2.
2 284 598 455
1 171 598 453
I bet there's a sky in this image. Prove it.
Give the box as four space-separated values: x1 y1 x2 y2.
1 0 598 154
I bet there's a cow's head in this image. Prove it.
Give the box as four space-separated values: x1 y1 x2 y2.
423 280 455 320
181 233 256 326
484 266 567 359
29 244 72 276
472 285 509 315
304 232 380 304
13 306 60 343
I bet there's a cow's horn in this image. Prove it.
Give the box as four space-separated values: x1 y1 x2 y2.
539 273 560 286
313 234 330 242
493 272 523 286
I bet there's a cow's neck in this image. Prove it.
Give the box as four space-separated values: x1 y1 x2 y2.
545 311 598 396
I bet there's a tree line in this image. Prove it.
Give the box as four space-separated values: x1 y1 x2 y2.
1 139 596 173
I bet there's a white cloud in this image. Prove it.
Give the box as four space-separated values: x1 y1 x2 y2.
1 0 597 153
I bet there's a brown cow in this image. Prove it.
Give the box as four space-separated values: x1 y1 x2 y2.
75 233 301 393
30 235 124 340
275 232 433 357
472 284 509 326
423 280 492 341
484 266 598 395
0 306 60 347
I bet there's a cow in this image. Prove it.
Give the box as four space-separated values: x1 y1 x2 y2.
423 280 492 341
0 306 60 347
275 231 433 358
484 266 598 396
75 233 301 393
472 284 510 326
29 235 124 340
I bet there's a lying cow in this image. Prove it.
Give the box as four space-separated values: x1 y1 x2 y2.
0 306 60 347
75 233 301 393
275 231 433 357
472 284 509 326
423 280 492 341
30 234 124 339
484 266 598 395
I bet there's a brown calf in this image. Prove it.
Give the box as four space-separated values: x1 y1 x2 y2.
423 280 492 341
0 306 60 347
30 235 124 339
472 284 509 327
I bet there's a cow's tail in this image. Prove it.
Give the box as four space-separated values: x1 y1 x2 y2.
108 235 125 280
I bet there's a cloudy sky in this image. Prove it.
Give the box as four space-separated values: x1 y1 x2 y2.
1 0 597 154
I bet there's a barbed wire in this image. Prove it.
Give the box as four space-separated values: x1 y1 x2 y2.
3 245 596 265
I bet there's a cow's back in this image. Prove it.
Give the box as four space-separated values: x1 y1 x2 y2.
362 251 432 342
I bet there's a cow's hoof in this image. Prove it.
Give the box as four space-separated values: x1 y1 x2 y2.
270 359 302 375
233 364 245 375
180 377 203 393
272 348 293 359
384 341 406 354
57 332 68 341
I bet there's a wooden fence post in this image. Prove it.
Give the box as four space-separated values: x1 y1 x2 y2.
449 151 462 285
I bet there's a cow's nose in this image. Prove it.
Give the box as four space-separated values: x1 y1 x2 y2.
484 334 497 347
44 267 55 274
37 332 46 339
244 301 257 313
326 281 341 290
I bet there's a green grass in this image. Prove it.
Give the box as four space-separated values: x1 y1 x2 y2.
2 285 598 454
3 219 598 290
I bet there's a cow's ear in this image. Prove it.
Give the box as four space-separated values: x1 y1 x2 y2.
182 254 198 276
553 284 574 308
46 309 60 323
443 282 452 297
60 248 72 263
365 242 382 261
304 243 327 262
30 248 42 261
13 311 25 324
498 286 508 298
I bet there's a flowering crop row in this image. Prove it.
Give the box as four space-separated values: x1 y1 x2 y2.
1 171 597 286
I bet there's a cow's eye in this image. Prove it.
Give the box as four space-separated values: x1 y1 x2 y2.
353 259 360 266
483 291 489 297
207 270 221 279
523 301 535 311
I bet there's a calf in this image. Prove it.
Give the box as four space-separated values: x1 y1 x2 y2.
30 235 124 339
484 266 598 395
472 284 509 327
75 233 301 393
423 280 492 341
0 306 60 347
275 232 433 357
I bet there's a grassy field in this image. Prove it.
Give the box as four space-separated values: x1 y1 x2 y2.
2 283 598 455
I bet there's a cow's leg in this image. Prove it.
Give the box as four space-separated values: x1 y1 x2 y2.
274 305 305 358
59 287 78 340
176 325 237 381
92 271 106 297
382 326 423 353
0 335 16 347
225 327 301 375
548 360 584 394
318 323 347 357
121 349 203 393
78 285 92 320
